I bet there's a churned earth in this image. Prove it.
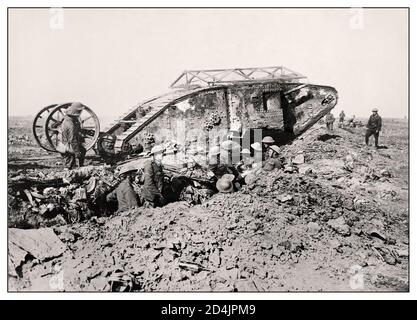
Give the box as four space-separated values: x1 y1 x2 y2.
8 117 409 292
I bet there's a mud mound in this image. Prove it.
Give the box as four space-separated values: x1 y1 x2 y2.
8 121 409 292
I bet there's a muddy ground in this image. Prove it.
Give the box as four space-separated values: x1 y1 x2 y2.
7 116 409 292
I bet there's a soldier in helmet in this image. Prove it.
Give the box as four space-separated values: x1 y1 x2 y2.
250 142 263 164
235 148 254 176
261 136 275 160
142 145 166 208
208 145 239 180
339 110 345 127
106 164 139 212
216 174 235 194
365 108 382 148
220 140 241 166
325 112 336 131
59 102 86 169
263 145 283 171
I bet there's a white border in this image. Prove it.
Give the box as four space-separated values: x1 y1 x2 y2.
1 0 414 300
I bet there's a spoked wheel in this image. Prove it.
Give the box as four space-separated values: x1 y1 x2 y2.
44 103 101 152
32 104 59 152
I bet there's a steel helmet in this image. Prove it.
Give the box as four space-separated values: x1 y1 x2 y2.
216 178 234 193
220 140 240 151
250 142 262 151
66 102 84 116
269 145 280 154
262 136 275 143
372 108 379 112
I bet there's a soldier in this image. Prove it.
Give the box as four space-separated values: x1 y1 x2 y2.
220 140 241 165
347 115 356 127
216 174 235 194
365 108 382 148
236 148 254 175
325 112 335 131
263 145 283 171
208 145 221 171
106 164 139 212
339 110 345 127
250 142 263 164
208 145 239 180
59 102 86 169
261 136 275 160
142 145 166 208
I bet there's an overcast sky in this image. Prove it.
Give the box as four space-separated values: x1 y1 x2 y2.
8 8 408 121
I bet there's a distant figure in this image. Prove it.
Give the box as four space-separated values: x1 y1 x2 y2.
339 110 345 127
325 112 335 131
365 108 382 148
59 102 86 169
347 115 356 127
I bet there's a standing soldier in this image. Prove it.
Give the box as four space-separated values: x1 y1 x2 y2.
365 108 382 148
59 102 86 169
339 110 345 127
142 145 166 208
325 112 335 131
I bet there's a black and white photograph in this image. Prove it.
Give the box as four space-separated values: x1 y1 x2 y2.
6 6 409 293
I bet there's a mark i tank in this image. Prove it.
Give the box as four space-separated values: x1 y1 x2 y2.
32 65 338 162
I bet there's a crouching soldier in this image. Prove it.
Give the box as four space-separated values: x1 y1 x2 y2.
263 145 283 171
106 164 139 212
142 145 166 208
261 136 275 160
208 145 239 178
236 148 254 177
216 174 236 194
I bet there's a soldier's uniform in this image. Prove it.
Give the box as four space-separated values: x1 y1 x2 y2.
142 158 165 208
365 109 382 147
210 163 239 179
325 113 335 131
339 111 345 126
106 178 139 212
263 158 283 171
236 157 255 173
263 145 283 172
261 137 275 161
60 102 86 169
